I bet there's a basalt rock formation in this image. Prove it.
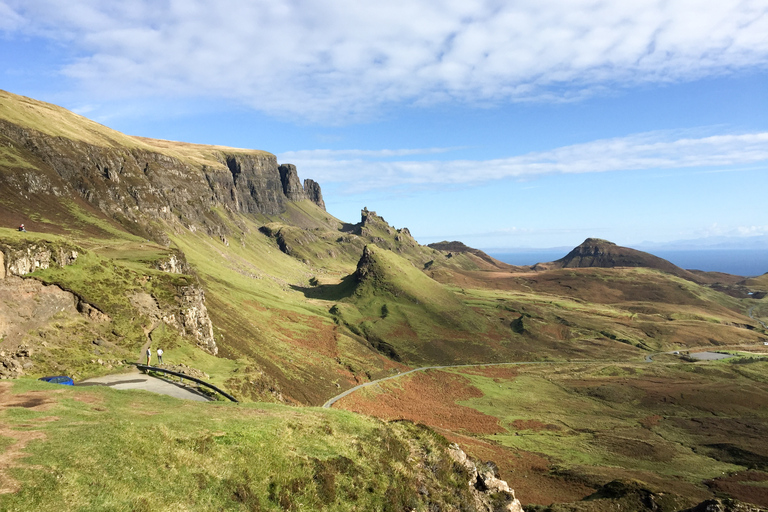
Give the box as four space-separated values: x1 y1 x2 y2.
0 90 324 244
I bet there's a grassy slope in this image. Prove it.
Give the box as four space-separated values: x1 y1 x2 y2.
333 359 768 509
0 89 272 167
0 379 477 512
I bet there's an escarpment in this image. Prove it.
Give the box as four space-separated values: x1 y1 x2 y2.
0 116 324 242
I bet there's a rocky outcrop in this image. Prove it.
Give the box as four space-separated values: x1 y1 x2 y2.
304 178 326 210
0 114 325 241
447 444 523 512
129 285 218 356
1 241 79 279
155 252 189 274
278 164 307 201
0 346 34 379
178 286 217 355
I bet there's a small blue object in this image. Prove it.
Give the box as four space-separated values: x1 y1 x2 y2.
39 376 74 386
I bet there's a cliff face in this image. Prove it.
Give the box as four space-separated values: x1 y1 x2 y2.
0 117 325 241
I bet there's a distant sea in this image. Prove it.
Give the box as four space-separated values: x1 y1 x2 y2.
487 249 768 277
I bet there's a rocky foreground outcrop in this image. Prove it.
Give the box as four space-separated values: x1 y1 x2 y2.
448 444 523 512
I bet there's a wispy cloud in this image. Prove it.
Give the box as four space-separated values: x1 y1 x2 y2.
280 147 463 159
279 131 768 192
2 0 767 122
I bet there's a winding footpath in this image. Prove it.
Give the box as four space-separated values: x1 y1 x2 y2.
748 305 768 329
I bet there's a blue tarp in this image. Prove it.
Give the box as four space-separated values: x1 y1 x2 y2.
39 376 74 386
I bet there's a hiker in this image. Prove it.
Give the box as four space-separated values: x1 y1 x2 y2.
157 347 163 365
18 224 25 232
146 346 152 365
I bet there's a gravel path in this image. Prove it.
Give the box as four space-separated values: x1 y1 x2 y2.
78 372 211 401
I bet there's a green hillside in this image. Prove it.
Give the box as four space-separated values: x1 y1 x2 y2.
0 378 480 511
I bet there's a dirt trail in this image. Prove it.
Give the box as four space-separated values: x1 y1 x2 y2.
0 382 54 494
138 320 159 365
748 305 768 329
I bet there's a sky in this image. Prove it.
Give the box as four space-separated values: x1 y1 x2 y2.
1 0 767 250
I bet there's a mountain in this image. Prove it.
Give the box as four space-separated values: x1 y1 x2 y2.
535 237 700 280
427 240 512 269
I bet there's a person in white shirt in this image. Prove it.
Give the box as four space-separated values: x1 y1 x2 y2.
157 348 164 364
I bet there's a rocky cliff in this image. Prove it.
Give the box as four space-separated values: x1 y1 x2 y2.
0 91 325 243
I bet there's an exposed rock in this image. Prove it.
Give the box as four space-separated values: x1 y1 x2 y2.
0 344 35 379
76 299 111 322
1 241 79 278
447 443 523 512
683 498 765 512
178 285 217 355
0 275 80 347
303 178 326 210
278 164 307 201
155 362 209 381
155 252 189 274
0 112 323 242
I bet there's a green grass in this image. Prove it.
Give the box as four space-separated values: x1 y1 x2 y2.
0 378 476 511
457 369 742 480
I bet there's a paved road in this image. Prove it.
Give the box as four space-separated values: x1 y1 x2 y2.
323 361 556 408
78 371 211 402
324 342 766 408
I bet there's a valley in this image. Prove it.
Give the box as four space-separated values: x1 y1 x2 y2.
1 90 767 511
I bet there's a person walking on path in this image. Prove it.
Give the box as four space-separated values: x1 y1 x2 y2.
157 348 164 365
146 346 152 366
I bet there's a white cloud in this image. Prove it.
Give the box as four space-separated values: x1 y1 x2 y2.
279 131 768 192
2 0 767 122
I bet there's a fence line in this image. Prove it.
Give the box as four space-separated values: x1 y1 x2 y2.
132 363 238 402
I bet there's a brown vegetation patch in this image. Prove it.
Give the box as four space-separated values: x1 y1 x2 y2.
707 471 768 508
336 370 502 434
0 426 46 494
460 365 520 382
595 433 677 461
0 382 56 411
511 419 561 432
72 393 103 405
0 383 51 494
639 414 662 428
443 432 594 506
275 313 338 359
241 299 268 312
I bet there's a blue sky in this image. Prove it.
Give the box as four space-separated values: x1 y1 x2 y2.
1 0 767 250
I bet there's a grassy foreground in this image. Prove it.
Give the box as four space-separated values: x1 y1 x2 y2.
0 379 476 512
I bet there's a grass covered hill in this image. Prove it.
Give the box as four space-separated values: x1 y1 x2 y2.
536 238 699 280
0 378 502 511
